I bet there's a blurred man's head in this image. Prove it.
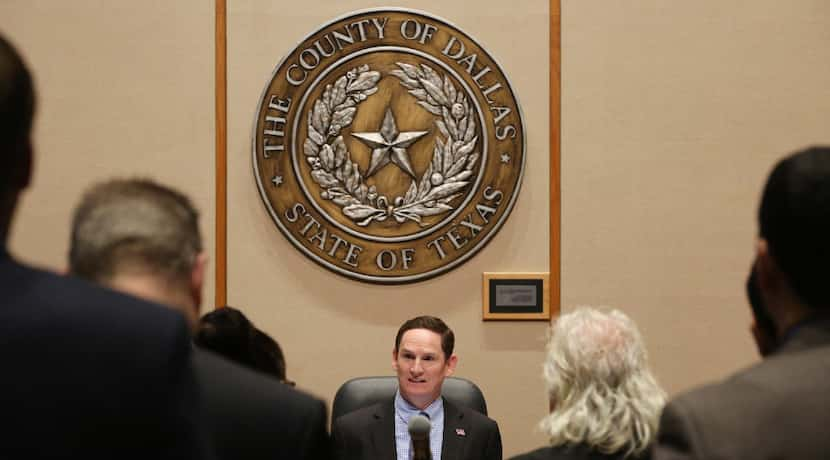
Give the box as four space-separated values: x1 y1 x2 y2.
0 33 36 241
756 146 830 334
195 306 293 385
392 316 457 410
69 178 205 328
252 328 291 385
195 306 258 367
541 307 665 458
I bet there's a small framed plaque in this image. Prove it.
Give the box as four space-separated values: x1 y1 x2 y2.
482 272 550 321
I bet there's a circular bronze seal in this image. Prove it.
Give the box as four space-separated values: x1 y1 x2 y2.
253 8 525 283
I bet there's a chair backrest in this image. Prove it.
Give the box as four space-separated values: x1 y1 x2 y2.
331 376 488 423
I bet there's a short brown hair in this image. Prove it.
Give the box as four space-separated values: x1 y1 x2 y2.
69 178 201 284
394 316 455 359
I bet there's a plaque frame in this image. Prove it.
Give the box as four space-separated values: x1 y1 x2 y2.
482 272 551 321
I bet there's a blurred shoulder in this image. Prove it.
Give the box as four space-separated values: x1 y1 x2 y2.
509 446 555 460
1 259 190 352
194 348 325 414
332 400 388 434
510 445 630 460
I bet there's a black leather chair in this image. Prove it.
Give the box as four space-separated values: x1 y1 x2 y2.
331 376 488 424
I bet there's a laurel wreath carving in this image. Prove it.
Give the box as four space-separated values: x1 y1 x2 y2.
304 62 479 227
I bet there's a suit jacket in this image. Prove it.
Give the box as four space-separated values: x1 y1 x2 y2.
653 317 830 460
193 348 330 460
509 444 631 460
332 397 502 460
0 252 208 459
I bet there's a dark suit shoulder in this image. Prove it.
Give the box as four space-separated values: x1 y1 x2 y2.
445 398 499 430
194 349 329 460
509 446 558 460
732 342 830 389
333 400 389 429
0 259 205 458
443 398 502 460
667 344 830 424
194 348 326 415
0 260 191 381
509 445 629 460
1 260 188 346
656 345 830 460
331 400 394 460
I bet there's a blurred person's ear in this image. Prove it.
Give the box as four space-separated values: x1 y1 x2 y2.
190 252 208 312
755 240 775 286
755 239 784 310
749 320 775 357
754 238 807 339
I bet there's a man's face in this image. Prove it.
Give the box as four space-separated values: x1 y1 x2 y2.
392 328 457 409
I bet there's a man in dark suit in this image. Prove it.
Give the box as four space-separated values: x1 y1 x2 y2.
0 33 208 459
332 315 502 460
653 146 830 460
68 178 330 460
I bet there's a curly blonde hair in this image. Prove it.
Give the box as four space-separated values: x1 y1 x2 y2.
540 307 666 458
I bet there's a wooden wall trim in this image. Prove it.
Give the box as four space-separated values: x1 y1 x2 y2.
215 0 227 308
550 0 561 319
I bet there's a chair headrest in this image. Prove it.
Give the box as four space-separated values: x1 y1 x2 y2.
331 376 488 423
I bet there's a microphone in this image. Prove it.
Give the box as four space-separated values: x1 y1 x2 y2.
408 414 432 460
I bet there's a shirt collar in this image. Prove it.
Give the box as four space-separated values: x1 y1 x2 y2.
778 311 830 353
394 389 443 422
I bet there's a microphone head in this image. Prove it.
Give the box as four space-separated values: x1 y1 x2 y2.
408 414 431 441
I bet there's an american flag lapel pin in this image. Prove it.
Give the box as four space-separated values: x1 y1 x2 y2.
455 428 466 437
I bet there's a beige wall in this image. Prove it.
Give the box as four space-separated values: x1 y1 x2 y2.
4 1 830 457
0 1 216 311
562 0 830 399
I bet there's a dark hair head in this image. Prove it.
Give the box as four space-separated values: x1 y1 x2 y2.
759 146 830 309
195 306 288 382
194 306 257 367
69 178 202 284
394 315 454 359
252 328 288 382
0 33 35 194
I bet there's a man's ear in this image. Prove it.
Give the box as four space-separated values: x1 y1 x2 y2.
755 239 780 295
190 251 208 314
392 348 399 371
749 320 775 357
444 354 458 377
